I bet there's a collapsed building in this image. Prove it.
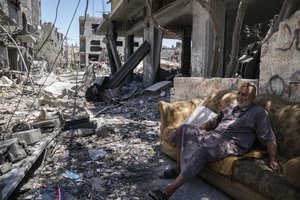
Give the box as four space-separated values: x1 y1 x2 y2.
0 0 300 199
0 0 41 74
95 0 300 102
79 15 143 69
0 0 67 76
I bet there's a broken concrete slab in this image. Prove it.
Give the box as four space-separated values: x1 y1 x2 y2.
43 82 75 98
144 81 172 94
10 129 42 145
62 106 90 125
60 128 95 138
36 72 57 86
0 76 14 85
1 130 60 200
12 122 33 133
0 138 19 150
0 162 12 175
64 121 97 131
32 118 63 130
8 142 27 163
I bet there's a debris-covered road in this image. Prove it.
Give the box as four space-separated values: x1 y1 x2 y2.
9 80 171 199
1 61 230 200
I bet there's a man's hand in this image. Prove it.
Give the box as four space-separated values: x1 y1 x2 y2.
269 159 281 173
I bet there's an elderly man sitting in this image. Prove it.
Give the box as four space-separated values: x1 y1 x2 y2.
149 82 281 200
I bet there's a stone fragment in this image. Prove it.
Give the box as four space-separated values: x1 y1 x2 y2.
64 121 97 130
1 76 14 85
0 162 12 175
10 128 42 145
61 128 95 138
62 106 90 125
32 118 63 130
144 81 172 94
8 142 27 163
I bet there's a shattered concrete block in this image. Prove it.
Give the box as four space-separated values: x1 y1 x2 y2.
0 138 19 150
0 162 12 175
144 81 172 94
0 125 5 133
10 128 42 145
64 121 97 130
1 76 14 85
12 122 33 133
62 106 90 125
32 117 63 130
61 128 95 138
0 120 6 125
8 142 27 163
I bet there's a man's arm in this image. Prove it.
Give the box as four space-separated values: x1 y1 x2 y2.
266 139 281 172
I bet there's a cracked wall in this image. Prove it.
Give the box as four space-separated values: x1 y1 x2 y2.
260 10 300 102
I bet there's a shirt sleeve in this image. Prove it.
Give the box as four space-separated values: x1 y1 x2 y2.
255 109 276 145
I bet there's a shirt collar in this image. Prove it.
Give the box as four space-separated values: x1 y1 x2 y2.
233 103 254 112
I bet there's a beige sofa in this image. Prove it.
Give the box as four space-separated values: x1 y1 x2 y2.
158 90 300 200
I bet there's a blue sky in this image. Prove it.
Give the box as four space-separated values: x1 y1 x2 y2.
41 0 110 45
41 0 178 47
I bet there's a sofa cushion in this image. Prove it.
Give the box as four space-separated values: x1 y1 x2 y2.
207 150 265 176
233 158 300 199
254 94 300 159
283 157 300 190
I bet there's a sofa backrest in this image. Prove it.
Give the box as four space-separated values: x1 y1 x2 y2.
254 94 300 159
202 90 300 159
202 90 237 113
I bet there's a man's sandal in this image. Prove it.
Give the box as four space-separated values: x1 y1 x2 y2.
159 166 178 179
148 189 168 200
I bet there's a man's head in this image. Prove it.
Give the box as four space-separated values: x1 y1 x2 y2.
237 82 256 108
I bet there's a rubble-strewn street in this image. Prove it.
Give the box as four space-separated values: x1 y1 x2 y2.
0 60 231 200
12 80 170 200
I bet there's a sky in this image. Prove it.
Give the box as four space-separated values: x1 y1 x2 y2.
41 0 110 45
41 0 178 47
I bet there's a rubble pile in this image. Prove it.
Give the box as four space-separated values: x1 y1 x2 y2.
0 60 173 200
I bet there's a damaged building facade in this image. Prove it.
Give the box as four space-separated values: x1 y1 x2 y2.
79 15 106 67
79 15 143 68
36 22 66 69
97 0 300 102
0 0 41 74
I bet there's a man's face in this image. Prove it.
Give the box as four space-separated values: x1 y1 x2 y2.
237 86 253 108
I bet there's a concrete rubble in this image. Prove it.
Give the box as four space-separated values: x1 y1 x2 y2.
0 58 231 200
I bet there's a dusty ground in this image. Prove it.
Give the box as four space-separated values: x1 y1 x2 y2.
1 61 230 200
9 83 169 199
9 84 231 200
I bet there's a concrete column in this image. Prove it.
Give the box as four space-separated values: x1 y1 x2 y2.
191 0 225 77
125 35 134 62
143 22 162 87
143 15 162 86
181 26 192 76
125 34 134 82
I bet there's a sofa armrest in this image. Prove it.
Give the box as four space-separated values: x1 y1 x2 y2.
283 157 300 190
158 99 203 143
